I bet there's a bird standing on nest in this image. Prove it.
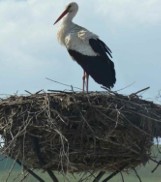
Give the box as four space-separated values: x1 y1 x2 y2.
54 2 116 92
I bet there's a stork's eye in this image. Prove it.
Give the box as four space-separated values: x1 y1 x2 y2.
68 5 71 9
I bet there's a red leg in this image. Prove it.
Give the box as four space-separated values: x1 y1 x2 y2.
86 73 89 93
82 70 85 92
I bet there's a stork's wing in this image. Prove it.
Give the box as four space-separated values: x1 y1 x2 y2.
89 38 112 58
67 30 116 88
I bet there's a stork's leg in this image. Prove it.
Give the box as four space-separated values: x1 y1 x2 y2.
82 70 86 92
86 73 89 93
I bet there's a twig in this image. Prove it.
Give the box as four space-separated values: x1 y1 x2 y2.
46 170 59 182
78 171 95 182
16 160 45 182
133 168 142 182
120 172 124 182
150 158 161 173
46 77 82 91
48 89 75 94
93 171 105 182
35 90 44 94
24 90 32 95
101 86 119 96
102 82 136 93
115 82 136 92
102 165 127 182
24 90 44 95
18 171 29 182
130 87 150 97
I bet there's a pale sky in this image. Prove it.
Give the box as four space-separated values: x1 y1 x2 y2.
0 0 161 102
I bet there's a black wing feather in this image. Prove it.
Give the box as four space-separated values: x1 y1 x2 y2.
89 38 112 58
68 38 116 89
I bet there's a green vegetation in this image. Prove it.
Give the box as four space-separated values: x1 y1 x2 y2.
0 162 161 182
0 146 161 182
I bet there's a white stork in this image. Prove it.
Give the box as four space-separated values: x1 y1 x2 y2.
54 2 116 92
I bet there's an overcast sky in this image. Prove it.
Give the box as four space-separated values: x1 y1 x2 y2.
0 0 161 102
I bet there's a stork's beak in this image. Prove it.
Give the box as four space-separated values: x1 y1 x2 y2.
54 9 68 25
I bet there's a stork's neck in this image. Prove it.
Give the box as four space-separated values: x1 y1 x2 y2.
63 11 77 25
61 19 76 35
57 11 78 46
57 18 76 46
61 11 77 37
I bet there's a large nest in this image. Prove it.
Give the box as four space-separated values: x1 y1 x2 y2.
0 91 161 173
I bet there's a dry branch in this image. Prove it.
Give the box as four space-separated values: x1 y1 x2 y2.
0 91 161 175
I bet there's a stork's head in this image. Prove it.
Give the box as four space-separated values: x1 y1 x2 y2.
54 2 78 24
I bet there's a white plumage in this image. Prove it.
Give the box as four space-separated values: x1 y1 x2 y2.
65 31 98 56
57 23 98 56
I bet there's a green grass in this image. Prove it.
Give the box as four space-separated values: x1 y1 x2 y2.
0 145 161 182
1 161 161 182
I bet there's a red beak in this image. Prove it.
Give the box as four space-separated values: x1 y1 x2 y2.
54 9 68 25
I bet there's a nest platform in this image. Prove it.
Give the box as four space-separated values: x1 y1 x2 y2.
0 91 161 174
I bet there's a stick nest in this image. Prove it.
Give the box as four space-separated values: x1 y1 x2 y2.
0 92 161 173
